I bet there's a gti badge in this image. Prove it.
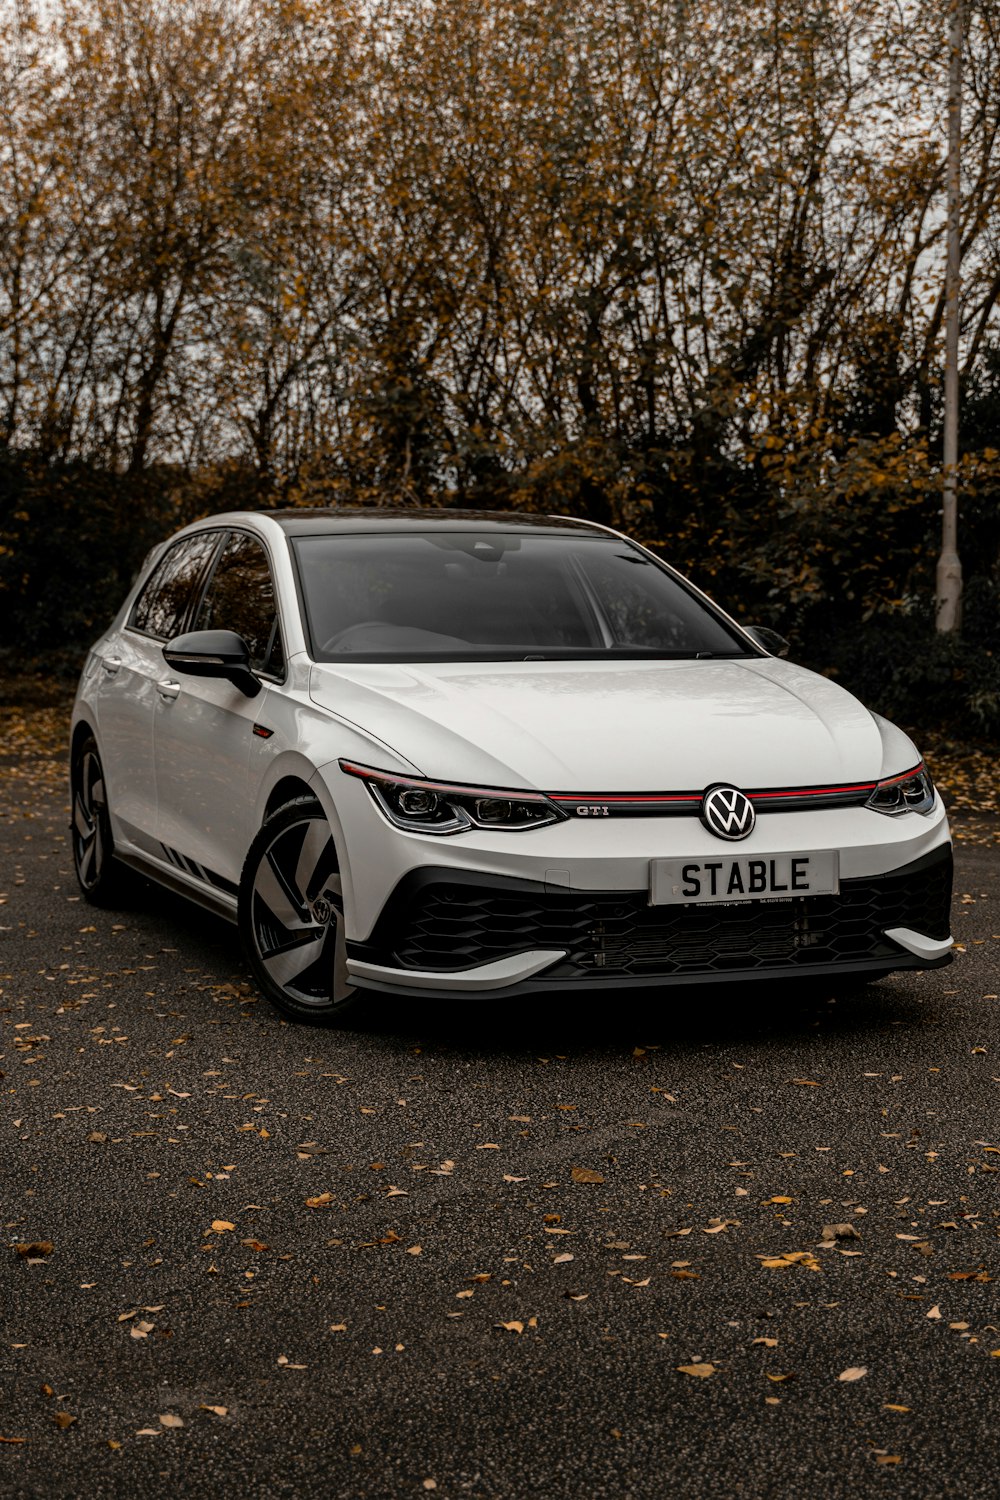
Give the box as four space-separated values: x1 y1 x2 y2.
700 785 756 841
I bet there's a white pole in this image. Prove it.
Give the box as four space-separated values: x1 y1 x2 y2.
936 0 963 633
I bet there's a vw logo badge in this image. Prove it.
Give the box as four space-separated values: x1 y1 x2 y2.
700 785 756 841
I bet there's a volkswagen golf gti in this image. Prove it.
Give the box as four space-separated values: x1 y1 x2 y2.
70 509 954 1023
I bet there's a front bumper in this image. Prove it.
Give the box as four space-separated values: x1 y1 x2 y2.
344 843 954 998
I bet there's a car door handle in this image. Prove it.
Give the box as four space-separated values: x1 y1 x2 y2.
157 679 181 701
102 656 122 676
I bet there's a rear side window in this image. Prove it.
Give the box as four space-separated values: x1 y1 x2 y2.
194 531 284 676
130 532 221 640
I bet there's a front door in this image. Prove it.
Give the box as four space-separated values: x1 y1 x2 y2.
154 530 285 885
96 530 221 857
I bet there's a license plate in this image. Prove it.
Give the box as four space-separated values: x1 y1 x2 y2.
649 851 839 906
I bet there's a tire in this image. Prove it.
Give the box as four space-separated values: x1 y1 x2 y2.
238 796 361 1024
71 735 128 906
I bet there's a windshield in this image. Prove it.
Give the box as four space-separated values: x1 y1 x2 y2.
292 531 752 662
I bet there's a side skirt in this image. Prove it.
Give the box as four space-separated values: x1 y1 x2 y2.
114 849 239 925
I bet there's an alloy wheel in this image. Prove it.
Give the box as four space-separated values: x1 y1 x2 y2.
249 814 352 1008
73 748 108 890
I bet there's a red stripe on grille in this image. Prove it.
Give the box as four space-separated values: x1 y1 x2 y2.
547 781 878 803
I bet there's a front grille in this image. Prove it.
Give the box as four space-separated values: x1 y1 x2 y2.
386 852 952 979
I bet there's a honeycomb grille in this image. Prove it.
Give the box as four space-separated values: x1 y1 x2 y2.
390 857 952 979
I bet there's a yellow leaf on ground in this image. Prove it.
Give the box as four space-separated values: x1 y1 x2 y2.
677 1363 715 1378
571 1166 605 1184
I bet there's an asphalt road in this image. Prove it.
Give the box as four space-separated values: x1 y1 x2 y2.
3 755 1000 1499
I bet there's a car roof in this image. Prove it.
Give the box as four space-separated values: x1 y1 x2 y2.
257 507 610 538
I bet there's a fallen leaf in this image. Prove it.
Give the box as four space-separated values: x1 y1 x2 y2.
52 1412 77 1429
496 1321 524 1333
130 1321 154 1340
211 1220 235 1233
677 1363 715 1378
752 1338 778 1347
884 1404 910 1412
14 1242 53 1258
875 1456 902 1466
553 1253 574 1264
758 1252 821 1272
766 1373 793 1383
926 1305 942 1320
571 1166 605 1184
821 1223 861 1242
199 1405 228 1417
838 1366 868 1382
159 1414 184 1429
790 1079 821 1086
305 1193 334 1208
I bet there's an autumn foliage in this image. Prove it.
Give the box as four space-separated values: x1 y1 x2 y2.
1 0 998 727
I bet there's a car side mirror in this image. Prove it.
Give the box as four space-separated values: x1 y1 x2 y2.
163 629 262 698
743 625 790 658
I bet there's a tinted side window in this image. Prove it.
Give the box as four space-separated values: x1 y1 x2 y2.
130 532 220 640
195 532 284 675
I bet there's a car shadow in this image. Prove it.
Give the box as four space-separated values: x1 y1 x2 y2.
348 968 949 1061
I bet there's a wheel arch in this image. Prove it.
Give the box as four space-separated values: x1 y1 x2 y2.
70 718 97 771
263 774 316 820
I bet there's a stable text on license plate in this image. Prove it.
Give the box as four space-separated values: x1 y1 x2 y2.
649 851 839 906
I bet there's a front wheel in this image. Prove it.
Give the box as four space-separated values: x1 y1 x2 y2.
238 797 361 1024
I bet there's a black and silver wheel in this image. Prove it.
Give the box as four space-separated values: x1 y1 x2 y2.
239 797 360 1023
72 736 126 905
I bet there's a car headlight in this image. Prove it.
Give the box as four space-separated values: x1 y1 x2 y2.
339 760 566 835
867 763 936 817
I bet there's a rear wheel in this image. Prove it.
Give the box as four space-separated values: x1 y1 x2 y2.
239 797 361 1024
72 736 126 905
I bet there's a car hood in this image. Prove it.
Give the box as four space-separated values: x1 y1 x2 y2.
309 657 898 791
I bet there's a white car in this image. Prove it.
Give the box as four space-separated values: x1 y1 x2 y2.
70 509 954 1023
